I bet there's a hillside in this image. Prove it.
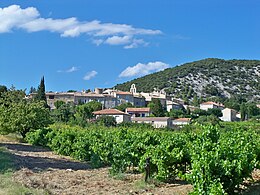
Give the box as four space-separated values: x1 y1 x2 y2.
115 58 260 101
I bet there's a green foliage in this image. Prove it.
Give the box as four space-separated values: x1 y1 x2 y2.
207 108 223 117
96 115 117 127
115 102 133 112
54 100 65 109
0 88 51 138
74 101 102 126
148 98 165 117
0 85 7 98
192 109 208 117
240 103 247 121
195 115 221 126
35 77 47 105
167 109 188 118
25 123 260 194
51 102 75 123
187 126 258 194
25 128 51 146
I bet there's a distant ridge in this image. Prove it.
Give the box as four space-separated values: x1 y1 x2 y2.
115 58 260 101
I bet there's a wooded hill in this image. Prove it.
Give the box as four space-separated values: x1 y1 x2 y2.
115 58 260 101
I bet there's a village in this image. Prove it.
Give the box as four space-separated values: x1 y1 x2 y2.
28 83 241 129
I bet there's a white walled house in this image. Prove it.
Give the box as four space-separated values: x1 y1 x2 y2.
93 109 131 124
220 108 239 122
200 101 224 111
131 117 172 128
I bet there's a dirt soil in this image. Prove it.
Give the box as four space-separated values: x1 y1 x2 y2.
0 142 192 195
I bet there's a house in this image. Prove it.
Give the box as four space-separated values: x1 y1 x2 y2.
172 118 191 126
166 100 184 112
200 101 224 111
93 109 131 124
74 92 105 105
133 96 146 107
103 95 117 109
220 108 239 122
172 98 185 105
45 92 75 109
125 107 151 117
131 117 172 128
183 105 198 112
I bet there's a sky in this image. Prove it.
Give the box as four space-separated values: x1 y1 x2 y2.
0 0 260 92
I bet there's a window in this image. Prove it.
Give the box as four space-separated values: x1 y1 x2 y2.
49 95 54 99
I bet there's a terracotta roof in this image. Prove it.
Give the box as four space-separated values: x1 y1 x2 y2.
126 107 151 113
200 101 224 107
116 91 133 95
172 118 191 122
131 117 170 122
93 109 129 115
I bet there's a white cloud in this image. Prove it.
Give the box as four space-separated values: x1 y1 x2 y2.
105 35 131 45
0 5 162 48
66 66 78 73
124 39 148 49
83 71 97 80
119 61 170 78
92 39 104 46
57 66 79 73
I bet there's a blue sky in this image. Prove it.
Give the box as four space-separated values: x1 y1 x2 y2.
0 0 259 92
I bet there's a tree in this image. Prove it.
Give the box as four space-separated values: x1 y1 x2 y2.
192 94 199 106
86 101 102 112
0 85 7 98
192 109 208 117
115 102 133 112
54 100 65 109
148 98 165 117
240 103 246 121
207 108 223 118
96 115 116 127
51 102 75 123
29 86 37 94
0 88 51 138
167 109 185 118
246 103 259 119
35 77 47 103
74 101 102 126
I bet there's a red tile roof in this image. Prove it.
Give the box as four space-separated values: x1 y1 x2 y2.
126 107 150 113
93 109 129 115
200 101 224 107
116 91 133 95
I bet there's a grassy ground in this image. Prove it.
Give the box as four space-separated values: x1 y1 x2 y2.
0 144 47 195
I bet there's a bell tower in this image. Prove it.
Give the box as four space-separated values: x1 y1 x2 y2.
130 84 136 94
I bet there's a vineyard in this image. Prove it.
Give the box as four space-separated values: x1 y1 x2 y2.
26 123 260 194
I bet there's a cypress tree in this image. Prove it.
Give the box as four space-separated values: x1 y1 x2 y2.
240 103 246 121
36 77 47 105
